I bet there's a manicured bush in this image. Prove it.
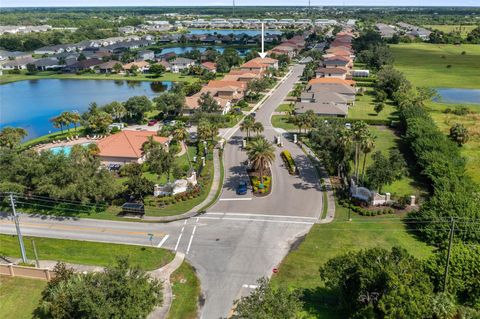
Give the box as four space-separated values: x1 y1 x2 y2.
280 150 296 175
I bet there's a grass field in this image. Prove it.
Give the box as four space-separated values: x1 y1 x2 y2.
391 43 480 89
348 89 398 121
271 115 297 130
427 102 480 183
168 262 201 319
272 202 434 318
367 126 428 198
0 276 46 319
423 24 478 38
0 234 174 270
0 70 199 85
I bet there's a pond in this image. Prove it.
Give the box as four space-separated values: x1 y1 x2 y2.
158 46 251 56
0 79 172 140
434 88 480 104
187 29 283 36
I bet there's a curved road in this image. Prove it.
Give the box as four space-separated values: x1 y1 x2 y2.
0 64 324 319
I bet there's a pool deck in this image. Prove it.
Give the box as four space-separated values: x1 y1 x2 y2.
35 137 96 153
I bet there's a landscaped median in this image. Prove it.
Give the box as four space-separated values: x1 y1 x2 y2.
280 150 297 175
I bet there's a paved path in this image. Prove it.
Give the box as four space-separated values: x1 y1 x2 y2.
148 252 185 319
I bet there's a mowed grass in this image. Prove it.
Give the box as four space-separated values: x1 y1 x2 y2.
348 89 398 121
367 126 428 198
0 234 174 270
390 43 480 89
427 101 480 183
168 262 201 319
271 202 434 318
423 24 478 38
271 115 297 130
0 276 46 319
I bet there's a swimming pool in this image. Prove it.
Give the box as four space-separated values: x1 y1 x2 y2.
49 143 91 155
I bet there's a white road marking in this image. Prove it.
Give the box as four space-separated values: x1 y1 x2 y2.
219 198 253 201
199 216 314 225
156 234 169 248
186 224 197 255
174 220 188 252
242 284 258 289
206 212 318 220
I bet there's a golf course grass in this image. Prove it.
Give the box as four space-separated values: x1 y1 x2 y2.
272 201 434 318
390 43 480 89
423 24 477 38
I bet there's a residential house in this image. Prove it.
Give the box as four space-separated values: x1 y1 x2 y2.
184 93 231 115
315 67 349 80
97 60 123 73
0 56 37 70
170 57 195 73
295 101 348 118
33 58 64 71
96 130 170 165
123 61 150 73
308 77 356 88
138 50 155 61
0 50 29 61
323 56 353 69
240 57 278 72
158 60 171 71
201 61 217 73
64 58 103 73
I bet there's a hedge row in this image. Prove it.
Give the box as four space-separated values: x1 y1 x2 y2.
280 150 296 175
319 117 391 126
352 77 376 82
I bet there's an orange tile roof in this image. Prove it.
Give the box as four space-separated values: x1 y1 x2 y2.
249 57 278 64
228 69 264 76
201 61 217 70
185 94 230 110
97 130 169 159
206 80 247 90
241 60 266 69
308 78 356 86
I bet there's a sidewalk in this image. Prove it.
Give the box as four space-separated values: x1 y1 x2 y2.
300 143 336 224
147 252 185 319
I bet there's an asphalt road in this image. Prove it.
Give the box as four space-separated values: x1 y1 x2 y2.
0 64 324 319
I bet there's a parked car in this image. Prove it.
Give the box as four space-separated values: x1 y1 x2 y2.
148 120 158 126
236 181 248 195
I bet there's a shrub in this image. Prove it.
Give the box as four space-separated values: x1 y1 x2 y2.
280 150 296 175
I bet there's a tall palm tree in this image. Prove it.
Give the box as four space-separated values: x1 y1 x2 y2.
360 132 376 185
240 115 255 139
69 112 82 132
197 120 210 142
173 122 191 168
351 121 369 179
253 122 264 136
50 115 65 134
337 129 353 179
246 136 275 184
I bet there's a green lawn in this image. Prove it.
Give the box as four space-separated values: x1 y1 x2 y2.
367 126 428 198
275 103 293 112
427 101 480 183
0 276 46 319
271 115 297 130
272 201 434 318
0 234 174 270
168 261 201 319
348 90 398 121
423 24 478 38
0 70 199 85
390 43 480 89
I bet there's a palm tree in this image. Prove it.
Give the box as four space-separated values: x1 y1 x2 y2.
240 115 255 139
360 132 376 185
69 112 82 132
337 129 353 178
197 120 210 142
173 122 191 168
253 122 264 136
60 112 73 132
51 115 65 134
246 136 275 184
351 121 369 179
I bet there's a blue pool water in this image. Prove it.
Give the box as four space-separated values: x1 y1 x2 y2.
49 143 92 155
434 88 480 104
0 79 172 140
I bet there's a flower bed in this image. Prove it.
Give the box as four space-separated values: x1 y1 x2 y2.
280 150 296 175
338 198 396 216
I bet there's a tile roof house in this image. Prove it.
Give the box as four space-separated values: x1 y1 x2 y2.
308 77 356 87
0 56 37 70
201 61 217 73
315 67 349 79
240 57 278 71
64 58 103 73
98 60 123 73
184 93 231 115
123 61 150 73
96 130 170 165
295 101 348 117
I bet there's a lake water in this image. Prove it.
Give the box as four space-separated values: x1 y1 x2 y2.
0 79 172 140
434 88 480 104
159 46 251 56
187 29 282 36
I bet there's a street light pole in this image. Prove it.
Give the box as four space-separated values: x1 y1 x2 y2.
9 193 27 263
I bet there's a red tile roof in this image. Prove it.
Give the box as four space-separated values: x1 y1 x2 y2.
97 131 169 159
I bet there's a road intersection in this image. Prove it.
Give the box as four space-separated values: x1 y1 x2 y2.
0 64 328 319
